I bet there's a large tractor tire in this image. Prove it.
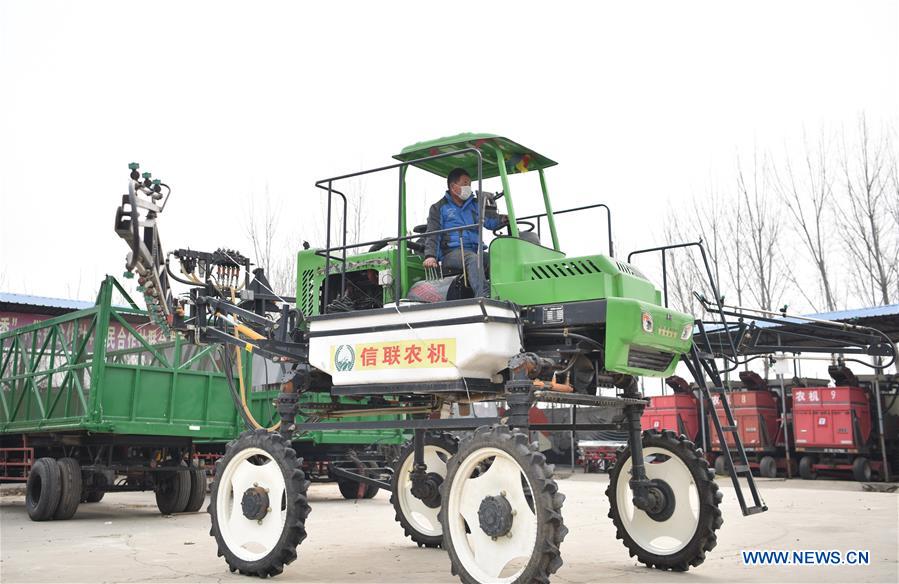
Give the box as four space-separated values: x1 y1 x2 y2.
209 429 311 578
54 457 82 520
439 425 567 584
26 457 62 521
607 429 723 572
184 467 208 513
156 464 191 514
390 433 457 548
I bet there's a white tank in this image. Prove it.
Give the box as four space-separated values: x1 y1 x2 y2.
307 299 521 386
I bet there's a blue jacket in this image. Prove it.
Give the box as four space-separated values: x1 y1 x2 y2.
424 191 504 260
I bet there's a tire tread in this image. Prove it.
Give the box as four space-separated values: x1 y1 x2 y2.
606 429 722 572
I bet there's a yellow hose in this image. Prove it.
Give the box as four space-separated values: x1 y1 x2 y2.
230 288 280 431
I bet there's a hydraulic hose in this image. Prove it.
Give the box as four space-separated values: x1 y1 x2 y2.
221 343 280 432
221 346 256 430
220 291 280 432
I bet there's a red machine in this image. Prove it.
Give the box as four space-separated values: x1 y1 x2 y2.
792 366 880 481
708 371 786 478
578 441 621 473
641 396 700 443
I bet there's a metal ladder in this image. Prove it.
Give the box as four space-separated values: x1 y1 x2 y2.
684 346 768 516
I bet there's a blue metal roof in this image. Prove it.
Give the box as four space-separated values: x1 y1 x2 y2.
804 304 899 321
745 303 899 330
0 292 96 311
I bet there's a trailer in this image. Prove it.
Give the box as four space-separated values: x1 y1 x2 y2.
0 277 406 520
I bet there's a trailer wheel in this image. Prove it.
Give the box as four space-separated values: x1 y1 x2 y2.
184 467 208 512
759 456 777 479
390 433 457 548
26 457 62 521
607 429 723 572
852 457 871 482
82 490 105 503
337 461 379 500
156 464 191 514
439 425 567 584
209 429 311 578
798 456 816 480
713 455 728 477
54 457 82 520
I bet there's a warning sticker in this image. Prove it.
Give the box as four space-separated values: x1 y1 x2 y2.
331 339 456 371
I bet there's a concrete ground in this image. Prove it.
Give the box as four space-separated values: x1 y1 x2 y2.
1 473 896 584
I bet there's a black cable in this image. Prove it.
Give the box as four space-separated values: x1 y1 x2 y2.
528 331 603 350
165 255 198 286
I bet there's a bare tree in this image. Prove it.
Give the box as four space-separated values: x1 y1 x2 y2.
662 217 702 315
836 117 897 306
270 250 298 298
245 187 280 278
771 131 838 311
244 187 301 298
64 273 84 301
888 140 899 234
691 188 730 301
735 151 788 311
718 199 747 309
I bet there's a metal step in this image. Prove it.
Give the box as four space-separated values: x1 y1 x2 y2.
745 505 768 515
733 464 751 474
721 425 738 432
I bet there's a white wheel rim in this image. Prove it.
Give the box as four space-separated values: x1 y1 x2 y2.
615 446 700 555
216 447 287 562
397 445 452 537
446 447 539 583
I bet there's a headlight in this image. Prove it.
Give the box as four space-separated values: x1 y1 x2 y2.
681 323 694 341
641 312 654 333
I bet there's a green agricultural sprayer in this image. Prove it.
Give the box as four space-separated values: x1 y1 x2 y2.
103 133 772 583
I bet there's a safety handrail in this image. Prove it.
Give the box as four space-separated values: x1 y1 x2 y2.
517 202 614 257
627 240 740 362
313 148 485 312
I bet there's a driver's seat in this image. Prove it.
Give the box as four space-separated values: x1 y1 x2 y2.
517 231 541 246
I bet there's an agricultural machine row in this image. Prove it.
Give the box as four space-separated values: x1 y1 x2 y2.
2 133 895 584
637 365 899 482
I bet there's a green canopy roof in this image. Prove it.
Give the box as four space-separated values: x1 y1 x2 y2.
393 133 557 180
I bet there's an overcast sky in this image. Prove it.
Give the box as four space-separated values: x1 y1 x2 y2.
1 1 897 304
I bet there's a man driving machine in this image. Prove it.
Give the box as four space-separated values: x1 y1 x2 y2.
422 168 507 297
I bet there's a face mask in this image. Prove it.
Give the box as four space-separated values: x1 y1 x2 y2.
458 185 472 200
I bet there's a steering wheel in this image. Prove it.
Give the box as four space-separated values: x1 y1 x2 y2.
492 219 535 236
